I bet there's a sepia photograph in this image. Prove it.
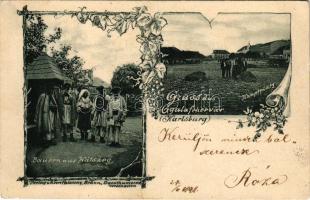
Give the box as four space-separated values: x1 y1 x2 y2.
23 8 145 179
160 13 291 115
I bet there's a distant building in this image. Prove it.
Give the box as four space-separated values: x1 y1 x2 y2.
237 40 290 58
78 69 93 86
238 43 251 54
269 44 291 60
283 49 291 60
211 50 230 60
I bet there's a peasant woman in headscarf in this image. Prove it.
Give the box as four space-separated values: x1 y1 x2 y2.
77 89 93 141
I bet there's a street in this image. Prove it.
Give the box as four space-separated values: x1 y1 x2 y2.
26 116 143 177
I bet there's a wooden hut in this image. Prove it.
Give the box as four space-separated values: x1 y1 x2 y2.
26 53 71 125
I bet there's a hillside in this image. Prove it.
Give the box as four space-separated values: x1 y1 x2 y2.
161 47 206 60
238 40 290 55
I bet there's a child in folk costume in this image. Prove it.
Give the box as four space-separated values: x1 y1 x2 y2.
92 86 110 143
62 87 77 142
77 89 93 141
107 87 127 147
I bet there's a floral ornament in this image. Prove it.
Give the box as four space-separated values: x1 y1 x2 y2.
136 12 167 37
75 7 89 24
138 36 159 63
89 15 111 31
145 77 165 119
155 62 166 78
135 12 167 116
229 104 287 141
71 6 168 117
71 6 147 37
139 62 165 84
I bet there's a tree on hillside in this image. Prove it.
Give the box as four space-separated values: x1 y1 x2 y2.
25 15 61 64
111 64 141 95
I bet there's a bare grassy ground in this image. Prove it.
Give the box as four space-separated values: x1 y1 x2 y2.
26 116 143 177
163 60 287 114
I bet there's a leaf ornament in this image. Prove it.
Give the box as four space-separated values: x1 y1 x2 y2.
76 13 89 24
139 40 158 58
136 13 153 27
148 34 164 45
150 13 167 36
112 14 130 35
89 15 108 31
137 12 166 37
75 7 89 24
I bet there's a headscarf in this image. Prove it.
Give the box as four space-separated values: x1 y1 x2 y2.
78 89 90 101
77 89 92 109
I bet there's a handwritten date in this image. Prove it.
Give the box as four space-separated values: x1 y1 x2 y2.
170 180 199 193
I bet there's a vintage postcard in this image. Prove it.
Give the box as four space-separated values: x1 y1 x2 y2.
0 1 309 199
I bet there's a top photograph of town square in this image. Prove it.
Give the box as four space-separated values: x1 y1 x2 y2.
161 13 290 115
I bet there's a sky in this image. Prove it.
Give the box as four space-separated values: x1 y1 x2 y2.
162 13 290 55
43 13 290 84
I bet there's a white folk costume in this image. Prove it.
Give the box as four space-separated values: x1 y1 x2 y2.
92 87 110 142
63 90 77 127
107 91 127 146
93 95 109 128
108 95 127 127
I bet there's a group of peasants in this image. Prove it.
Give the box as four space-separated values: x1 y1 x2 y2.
34 83 127 147
220 57 248 79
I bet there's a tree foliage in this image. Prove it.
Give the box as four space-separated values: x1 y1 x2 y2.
25 15 62 64
25 14 85 84
111 63 141 95
50 45 85 82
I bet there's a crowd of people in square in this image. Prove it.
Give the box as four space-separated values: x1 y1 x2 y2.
34 83 127 147
220 57 248 79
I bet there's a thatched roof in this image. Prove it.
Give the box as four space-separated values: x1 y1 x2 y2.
26 54 68 81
